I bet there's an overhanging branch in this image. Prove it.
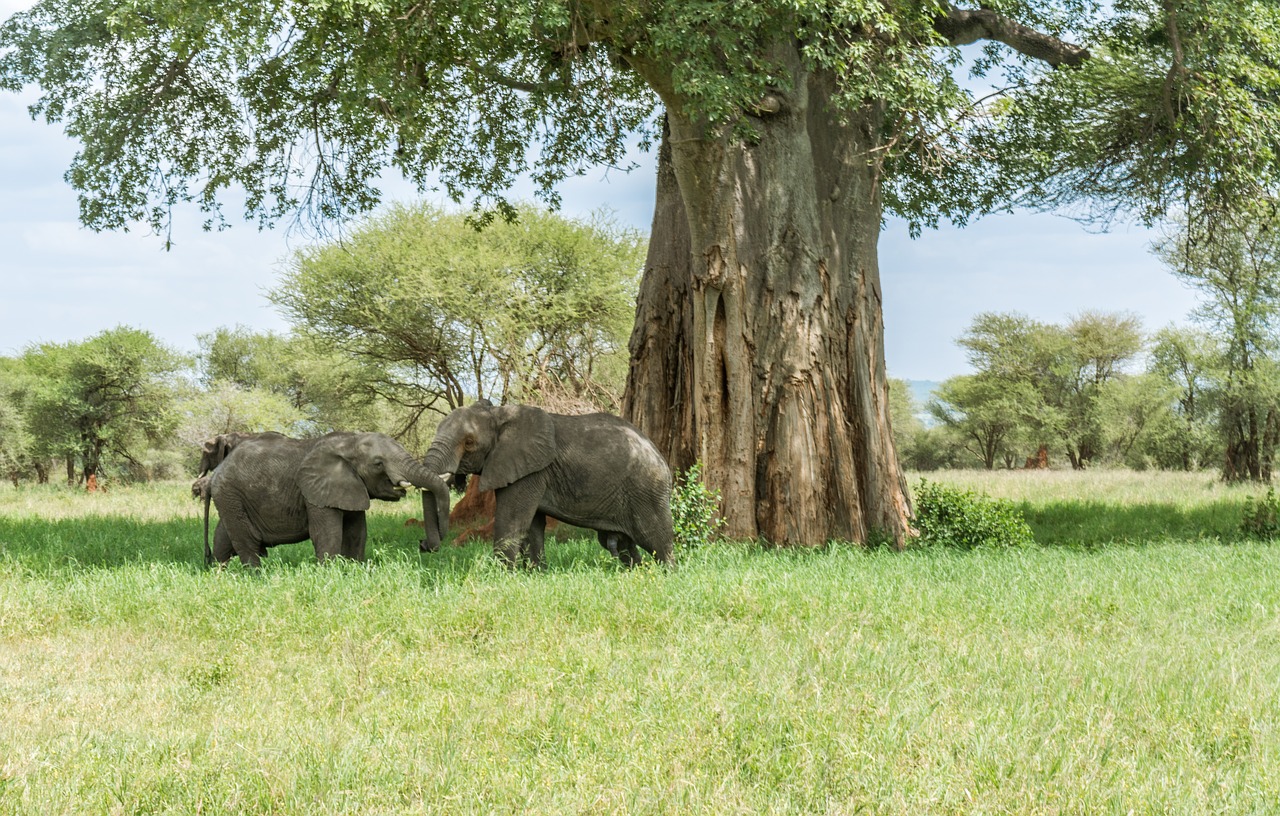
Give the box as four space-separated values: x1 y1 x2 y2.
934 6 1091 67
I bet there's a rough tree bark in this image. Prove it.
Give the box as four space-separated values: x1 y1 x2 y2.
620 118 697 476
618 12 1088 546
624 49 911 546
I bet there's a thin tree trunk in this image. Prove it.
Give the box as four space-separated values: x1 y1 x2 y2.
624 53 912 546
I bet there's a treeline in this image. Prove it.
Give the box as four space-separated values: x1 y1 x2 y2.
894 209 1280 479
0 204 643 486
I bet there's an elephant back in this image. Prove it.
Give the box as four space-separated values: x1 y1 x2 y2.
211 434 312 502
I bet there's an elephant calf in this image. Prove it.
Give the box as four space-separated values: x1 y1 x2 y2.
204 431 451 567
418 399 673 568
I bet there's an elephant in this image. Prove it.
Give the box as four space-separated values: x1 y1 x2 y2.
204 431 451 567
191 431 284 502
418 399 673 568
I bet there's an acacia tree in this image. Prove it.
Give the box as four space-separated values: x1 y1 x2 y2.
1156 211 1280 481
270 202 641 431
18 327 186 483
1147 326 1217 471
928 375 1033 470
0 361 32 484
955 311 1144 468
4 2 1279 543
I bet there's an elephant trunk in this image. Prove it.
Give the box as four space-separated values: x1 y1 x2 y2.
399 455 450 553
419 442 463 551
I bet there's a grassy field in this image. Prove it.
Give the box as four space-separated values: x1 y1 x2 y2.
1 473 1278 814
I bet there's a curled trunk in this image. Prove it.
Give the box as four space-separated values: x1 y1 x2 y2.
418 443 459 551
401 453 450 551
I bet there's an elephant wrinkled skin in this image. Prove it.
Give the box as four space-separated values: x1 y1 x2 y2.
205 431 450 566
419 399 674 568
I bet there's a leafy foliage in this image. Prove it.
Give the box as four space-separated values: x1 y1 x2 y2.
196 325 298 393
1154 209 1280 482
929 374 1035 470
968 1 1280 228
0 386 31 484
5 0 1276 238
912 479 1035 550
671 462 725 551
271 203 642 428
11 327 187 482
933 310 1145 470
1144 326 1218 470
1240 487 1280 540
174 382 308 451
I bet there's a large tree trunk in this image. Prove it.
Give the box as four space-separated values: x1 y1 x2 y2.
623 56 912 546
620 117 697 474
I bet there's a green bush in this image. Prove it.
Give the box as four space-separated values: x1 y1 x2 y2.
1241 487 1280 539
671 462 725 551
912 478 1035 550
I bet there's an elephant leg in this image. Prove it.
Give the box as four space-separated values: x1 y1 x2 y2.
598 532 642 566
634 504 676 565
598 531 621 560
492 477 546 568
216 496 264 567
342 511 368 561
523 512 547 570
614 534 644 567
307 504 345 562
211 520 235 565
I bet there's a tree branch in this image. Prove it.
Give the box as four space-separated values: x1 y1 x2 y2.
934 6 1091 67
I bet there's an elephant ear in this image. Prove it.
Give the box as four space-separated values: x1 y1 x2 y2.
298 436 371 512
198 435 233 475
478 405 556 492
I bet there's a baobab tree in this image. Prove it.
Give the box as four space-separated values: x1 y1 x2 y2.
3 1 1278 543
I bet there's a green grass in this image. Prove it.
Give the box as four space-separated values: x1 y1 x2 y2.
917 469 1267 547
1 475 1279 813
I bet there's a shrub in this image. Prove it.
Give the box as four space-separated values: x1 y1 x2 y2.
912 479 1035 550
671 462 725 551
1241 487 1280 539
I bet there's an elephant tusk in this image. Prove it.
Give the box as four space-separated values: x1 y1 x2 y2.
398 480 414 488
439 473 452 482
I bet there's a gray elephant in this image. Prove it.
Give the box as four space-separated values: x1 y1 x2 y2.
418 399 673 568
191 431 284 502
205 431 451 567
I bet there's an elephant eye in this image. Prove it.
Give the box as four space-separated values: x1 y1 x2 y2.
464 435 477 451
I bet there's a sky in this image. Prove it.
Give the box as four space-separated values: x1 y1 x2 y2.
0 3 1201 382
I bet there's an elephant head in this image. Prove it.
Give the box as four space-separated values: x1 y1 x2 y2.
296 432 450 542
197 431 289 563
197 431 281 477
419 399 556 546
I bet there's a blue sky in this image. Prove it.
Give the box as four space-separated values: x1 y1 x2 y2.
0 3 1199 381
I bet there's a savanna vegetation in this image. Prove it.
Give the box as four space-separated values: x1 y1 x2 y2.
8 0 1280 546
896 208 1280 480
4 1 1280 809
1 471 1278 813
0 204 642 486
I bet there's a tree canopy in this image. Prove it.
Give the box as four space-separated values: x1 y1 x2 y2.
270 202 642 427
6 0 1280 543
3 1 1274 232
9 327 187 482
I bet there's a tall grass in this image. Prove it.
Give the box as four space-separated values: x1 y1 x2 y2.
914 469 1266 546
1 475 1279 813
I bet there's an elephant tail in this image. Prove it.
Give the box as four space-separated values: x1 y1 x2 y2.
202 481 213 567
